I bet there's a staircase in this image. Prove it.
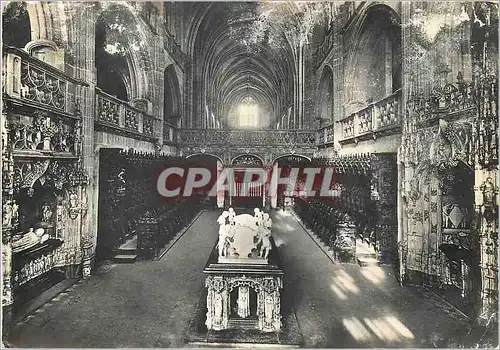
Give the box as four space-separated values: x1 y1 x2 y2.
113 236 137 263
227 317 259 330
355 238 380 267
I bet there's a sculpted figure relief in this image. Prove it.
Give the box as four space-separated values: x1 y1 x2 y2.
217 208 273 261
41 203 53 223
12 228 48 253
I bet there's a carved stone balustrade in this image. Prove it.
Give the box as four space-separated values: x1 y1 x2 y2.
3 46 87 117
316 123 335 146
341 115 355 139
162 121 177 145
94 89 160 142
339 89 402 144
178 129 317 162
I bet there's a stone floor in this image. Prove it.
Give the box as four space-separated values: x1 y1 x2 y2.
7 209 477 348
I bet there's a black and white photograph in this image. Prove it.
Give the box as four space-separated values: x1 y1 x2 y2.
1 1 498 348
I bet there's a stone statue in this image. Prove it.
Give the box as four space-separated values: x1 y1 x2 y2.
237 286 250 318
41 203 53 223
264 294 274 325
11 228 48 253
256 213 272 259
254 208 263 226
12 202 19 227
228 207 236 226
2 201 13 227
214 292 223 322
69 191 78 209
117 169 126 184
262 212 272 231
217 211 230 257
2 200 18 227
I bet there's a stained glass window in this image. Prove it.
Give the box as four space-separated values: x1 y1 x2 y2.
237 96 258 127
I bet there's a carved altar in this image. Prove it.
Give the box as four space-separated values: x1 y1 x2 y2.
204 209 283 333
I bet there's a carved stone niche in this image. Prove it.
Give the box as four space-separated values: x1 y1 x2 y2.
24 40 64 71
440 164 474 231
439 163 478 304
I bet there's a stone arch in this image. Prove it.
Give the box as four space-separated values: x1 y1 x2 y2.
227 279 262 293
3 2 70 69
272 154 311 164
186 153 223 164
94 3 153 101
317 65 334 125
344 4 401 115
231 154 264 167
164 64 182 126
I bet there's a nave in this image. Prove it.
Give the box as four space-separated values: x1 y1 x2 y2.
8 210 473 348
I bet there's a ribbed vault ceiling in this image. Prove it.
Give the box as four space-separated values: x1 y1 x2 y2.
192 2 296 128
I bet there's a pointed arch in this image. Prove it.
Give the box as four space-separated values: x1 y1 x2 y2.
317 65 334 124
164 64 182 126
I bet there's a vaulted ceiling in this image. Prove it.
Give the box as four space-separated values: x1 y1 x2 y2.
190 2 296 128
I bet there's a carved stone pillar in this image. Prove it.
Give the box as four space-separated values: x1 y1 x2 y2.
258 277 282 332
2 110 15 338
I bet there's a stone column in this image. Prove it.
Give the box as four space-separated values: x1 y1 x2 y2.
2 109 15 339
216 160 224 208
1 235 13 339
270 163 278 209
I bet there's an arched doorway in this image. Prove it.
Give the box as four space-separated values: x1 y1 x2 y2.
230 155 265 210
164 65 181 128
317 65 334 126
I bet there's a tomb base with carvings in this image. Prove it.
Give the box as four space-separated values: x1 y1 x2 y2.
204 239 283 333
185 239 302 347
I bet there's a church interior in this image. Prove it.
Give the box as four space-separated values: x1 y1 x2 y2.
1 1 498 348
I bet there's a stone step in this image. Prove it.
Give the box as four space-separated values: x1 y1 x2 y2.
228 317 259 330
356 252 378 260
117 247 137 256
357 256 380 267
113 254 137 264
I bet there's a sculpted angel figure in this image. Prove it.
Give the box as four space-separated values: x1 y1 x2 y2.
254 208 263 226
217 211 230 257
257 212 272 259
228 207 236 226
